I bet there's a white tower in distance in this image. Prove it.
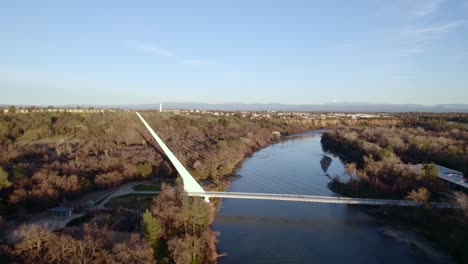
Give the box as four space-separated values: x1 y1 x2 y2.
159 103 162 112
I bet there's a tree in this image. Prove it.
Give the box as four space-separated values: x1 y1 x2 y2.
406 187 430 205
12 225 51 263
10 224 155 264
94 171 124 188
181 196 212 236
167 236 192 264
151 185 217 263
0 167 12 189
111 234 155 263
8 188 28 204
422 163 439 179
137 163 153 178
378 147 399 163
175 176 183 186
143 209 162 251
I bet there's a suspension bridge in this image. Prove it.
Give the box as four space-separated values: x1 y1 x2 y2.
136 112 454 208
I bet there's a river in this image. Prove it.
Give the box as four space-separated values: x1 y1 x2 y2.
213 131 439 264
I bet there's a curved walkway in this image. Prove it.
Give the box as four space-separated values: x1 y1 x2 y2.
93 182 160 208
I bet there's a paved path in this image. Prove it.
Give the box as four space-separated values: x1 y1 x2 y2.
93 182 160 208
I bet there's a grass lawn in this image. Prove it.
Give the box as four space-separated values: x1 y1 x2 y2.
114 193 158 199
106 193 158 211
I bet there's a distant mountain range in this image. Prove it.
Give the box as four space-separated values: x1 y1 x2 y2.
2 102 468 113
125 102 468 113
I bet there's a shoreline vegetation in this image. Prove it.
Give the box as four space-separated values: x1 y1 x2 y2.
320 114 468 263
1 110 467 263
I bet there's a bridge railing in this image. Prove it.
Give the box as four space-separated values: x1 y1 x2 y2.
188 191 456 208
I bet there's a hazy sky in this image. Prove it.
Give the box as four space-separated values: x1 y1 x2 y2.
1 0 467 105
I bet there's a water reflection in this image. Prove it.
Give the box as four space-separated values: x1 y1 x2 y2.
320 155 332 177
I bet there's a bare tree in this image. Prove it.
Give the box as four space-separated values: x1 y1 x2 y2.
406 187 431 205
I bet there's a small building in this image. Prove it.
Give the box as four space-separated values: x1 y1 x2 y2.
47 206 74 217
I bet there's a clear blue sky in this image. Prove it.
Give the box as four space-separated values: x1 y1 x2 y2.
1 0 467 105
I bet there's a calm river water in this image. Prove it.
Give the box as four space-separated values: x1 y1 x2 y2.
213 131 437 264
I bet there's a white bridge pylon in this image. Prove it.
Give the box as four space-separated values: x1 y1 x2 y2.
136 112 210 202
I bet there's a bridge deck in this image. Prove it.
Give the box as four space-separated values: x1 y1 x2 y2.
189 191 454 208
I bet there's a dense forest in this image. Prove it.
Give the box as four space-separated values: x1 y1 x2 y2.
322 114 467 199
0 110 394 263
0 111 393 217
321 113 468 263
2 111 466 263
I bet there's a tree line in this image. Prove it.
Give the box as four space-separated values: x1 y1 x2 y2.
321 114 468 263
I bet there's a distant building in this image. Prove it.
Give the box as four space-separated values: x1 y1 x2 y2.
47 206 74 217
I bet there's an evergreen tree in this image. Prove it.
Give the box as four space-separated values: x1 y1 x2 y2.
143 209 161 251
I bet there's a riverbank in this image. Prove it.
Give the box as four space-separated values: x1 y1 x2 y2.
360 205 466 263
381 226 453 263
